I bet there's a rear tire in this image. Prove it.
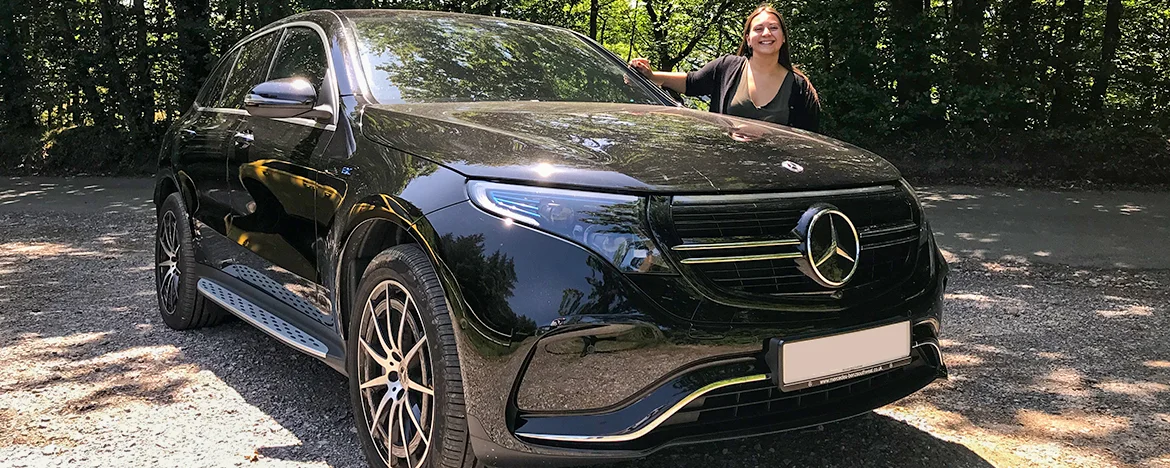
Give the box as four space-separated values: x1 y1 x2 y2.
348 244 480 468
154 192 224 330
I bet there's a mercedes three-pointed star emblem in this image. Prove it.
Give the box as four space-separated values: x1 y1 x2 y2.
794 204 861 288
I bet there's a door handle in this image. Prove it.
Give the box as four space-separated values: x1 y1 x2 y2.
233 132 254 148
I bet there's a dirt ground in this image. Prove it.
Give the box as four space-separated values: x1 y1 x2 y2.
1 177 1167 468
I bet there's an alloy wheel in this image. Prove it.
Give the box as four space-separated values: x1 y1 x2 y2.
357 280 435 468
156 210 181 315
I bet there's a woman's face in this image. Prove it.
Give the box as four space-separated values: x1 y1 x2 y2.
746 13 784 56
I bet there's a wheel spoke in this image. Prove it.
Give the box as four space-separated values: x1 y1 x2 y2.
403 336 426 366
161 214 178 258
168 222 178 255
403 391 429 446
161 268 177 296
369 391 393 444
359 338 391 368
406 379 434 397
398 397 414 468
360 374 389 390
397 293 412 354
158 259 176 269
367 287 395 361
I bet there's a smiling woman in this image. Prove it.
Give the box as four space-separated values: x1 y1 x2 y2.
629 4 821 132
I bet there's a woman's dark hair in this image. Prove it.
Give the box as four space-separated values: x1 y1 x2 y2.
736 4 819 102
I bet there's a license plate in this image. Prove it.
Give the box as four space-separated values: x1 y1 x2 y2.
779 321 911 392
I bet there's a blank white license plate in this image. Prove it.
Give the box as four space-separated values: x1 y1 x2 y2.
780 321 911 391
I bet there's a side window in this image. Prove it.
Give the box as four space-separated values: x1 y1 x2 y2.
269 27 329 95
196 49 239 107
215 32 280 109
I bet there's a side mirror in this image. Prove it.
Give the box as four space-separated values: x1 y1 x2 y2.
244 78 333 120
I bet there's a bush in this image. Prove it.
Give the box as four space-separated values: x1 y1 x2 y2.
0 129 44 174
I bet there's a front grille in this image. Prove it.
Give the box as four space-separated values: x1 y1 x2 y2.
661 185 920 301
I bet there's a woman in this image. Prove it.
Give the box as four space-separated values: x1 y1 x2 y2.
630 4 821 132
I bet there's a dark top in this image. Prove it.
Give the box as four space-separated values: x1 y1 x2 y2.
726 61 795 125
684 54 820 132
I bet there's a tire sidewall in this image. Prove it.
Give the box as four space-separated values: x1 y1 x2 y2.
156 193 200 329
348 247 458 468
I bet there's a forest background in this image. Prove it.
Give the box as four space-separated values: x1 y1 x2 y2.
0 0 1167 186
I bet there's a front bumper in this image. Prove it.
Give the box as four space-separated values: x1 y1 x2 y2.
419 200 948 467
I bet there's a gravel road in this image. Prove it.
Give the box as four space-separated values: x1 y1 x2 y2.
1 177 1167 468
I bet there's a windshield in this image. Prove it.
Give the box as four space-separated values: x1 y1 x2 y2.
350 14 666 105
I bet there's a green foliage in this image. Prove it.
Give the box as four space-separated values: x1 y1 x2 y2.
0 0 1167 185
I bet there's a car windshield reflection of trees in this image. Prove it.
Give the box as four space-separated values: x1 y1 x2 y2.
352 16 661 105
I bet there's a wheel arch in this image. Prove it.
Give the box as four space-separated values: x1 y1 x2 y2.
153 174 179 210
337 214 423 342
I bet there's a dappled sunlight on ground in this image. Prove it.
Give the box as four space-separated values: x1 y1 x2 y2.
885 258 1170 467
0 183 358 466
0 177 154 214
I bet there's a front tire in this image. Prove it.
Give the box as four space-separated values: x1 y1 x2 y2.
154 192 224 330
348 244 478 468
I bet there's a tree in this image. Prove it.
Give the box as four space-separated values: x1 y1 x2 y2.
1088 0 1123 113
174 0 215 110
0 0 40 139
642 0 736 71
1049 0 1087 124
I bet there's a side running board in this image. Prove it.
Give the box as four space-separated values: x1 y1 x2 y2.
197 278 329 358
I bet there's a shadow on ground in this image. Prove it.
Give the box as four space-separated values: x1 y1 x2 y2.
2 177 1167 467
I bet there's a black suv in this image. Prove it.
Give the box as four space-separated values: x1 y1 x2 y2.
153 9 948 468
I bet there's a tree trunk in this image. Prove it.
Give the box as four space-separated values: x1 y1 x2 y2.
951 0 988 86
997 0 1036 127
589 0 599 40
134 0 155 132
889 0 932 120
1088 0 1122 113
96 0 141 138
642 0 673 69
56 5 108 128
0 0 39 133
173 0 213 110
1049 0 1086 124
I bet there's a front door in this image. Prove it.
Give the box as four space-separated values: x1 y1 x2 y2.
224 26 337 327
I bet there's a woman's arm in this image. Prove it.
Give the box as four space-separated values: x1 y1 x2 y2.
629 58 688 94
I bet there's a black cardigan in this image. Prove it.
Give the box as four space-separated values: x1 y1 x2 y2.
683 54 821 133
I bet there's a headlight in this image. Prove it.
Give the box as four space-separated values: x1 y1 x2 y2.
468 181 671 273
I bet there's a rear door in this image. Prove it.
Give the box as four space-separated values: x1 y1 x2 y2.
224 25 337 327
172 50 239 236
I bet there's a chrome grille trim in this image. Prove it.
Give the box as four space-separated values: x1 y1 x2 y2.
671 238 800 252
859 222 918 238
674 185 898 205
515 374 770 442
679 252 803 265
861 236 920 250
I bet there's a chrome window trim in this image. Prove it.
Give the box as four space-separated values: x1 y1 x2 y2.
673 185 898 205
194 20 339 127
194 106 337 131
515 373 770 443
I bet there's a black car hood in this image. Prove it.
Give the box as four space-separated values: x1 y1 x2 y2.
360 102 901 194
